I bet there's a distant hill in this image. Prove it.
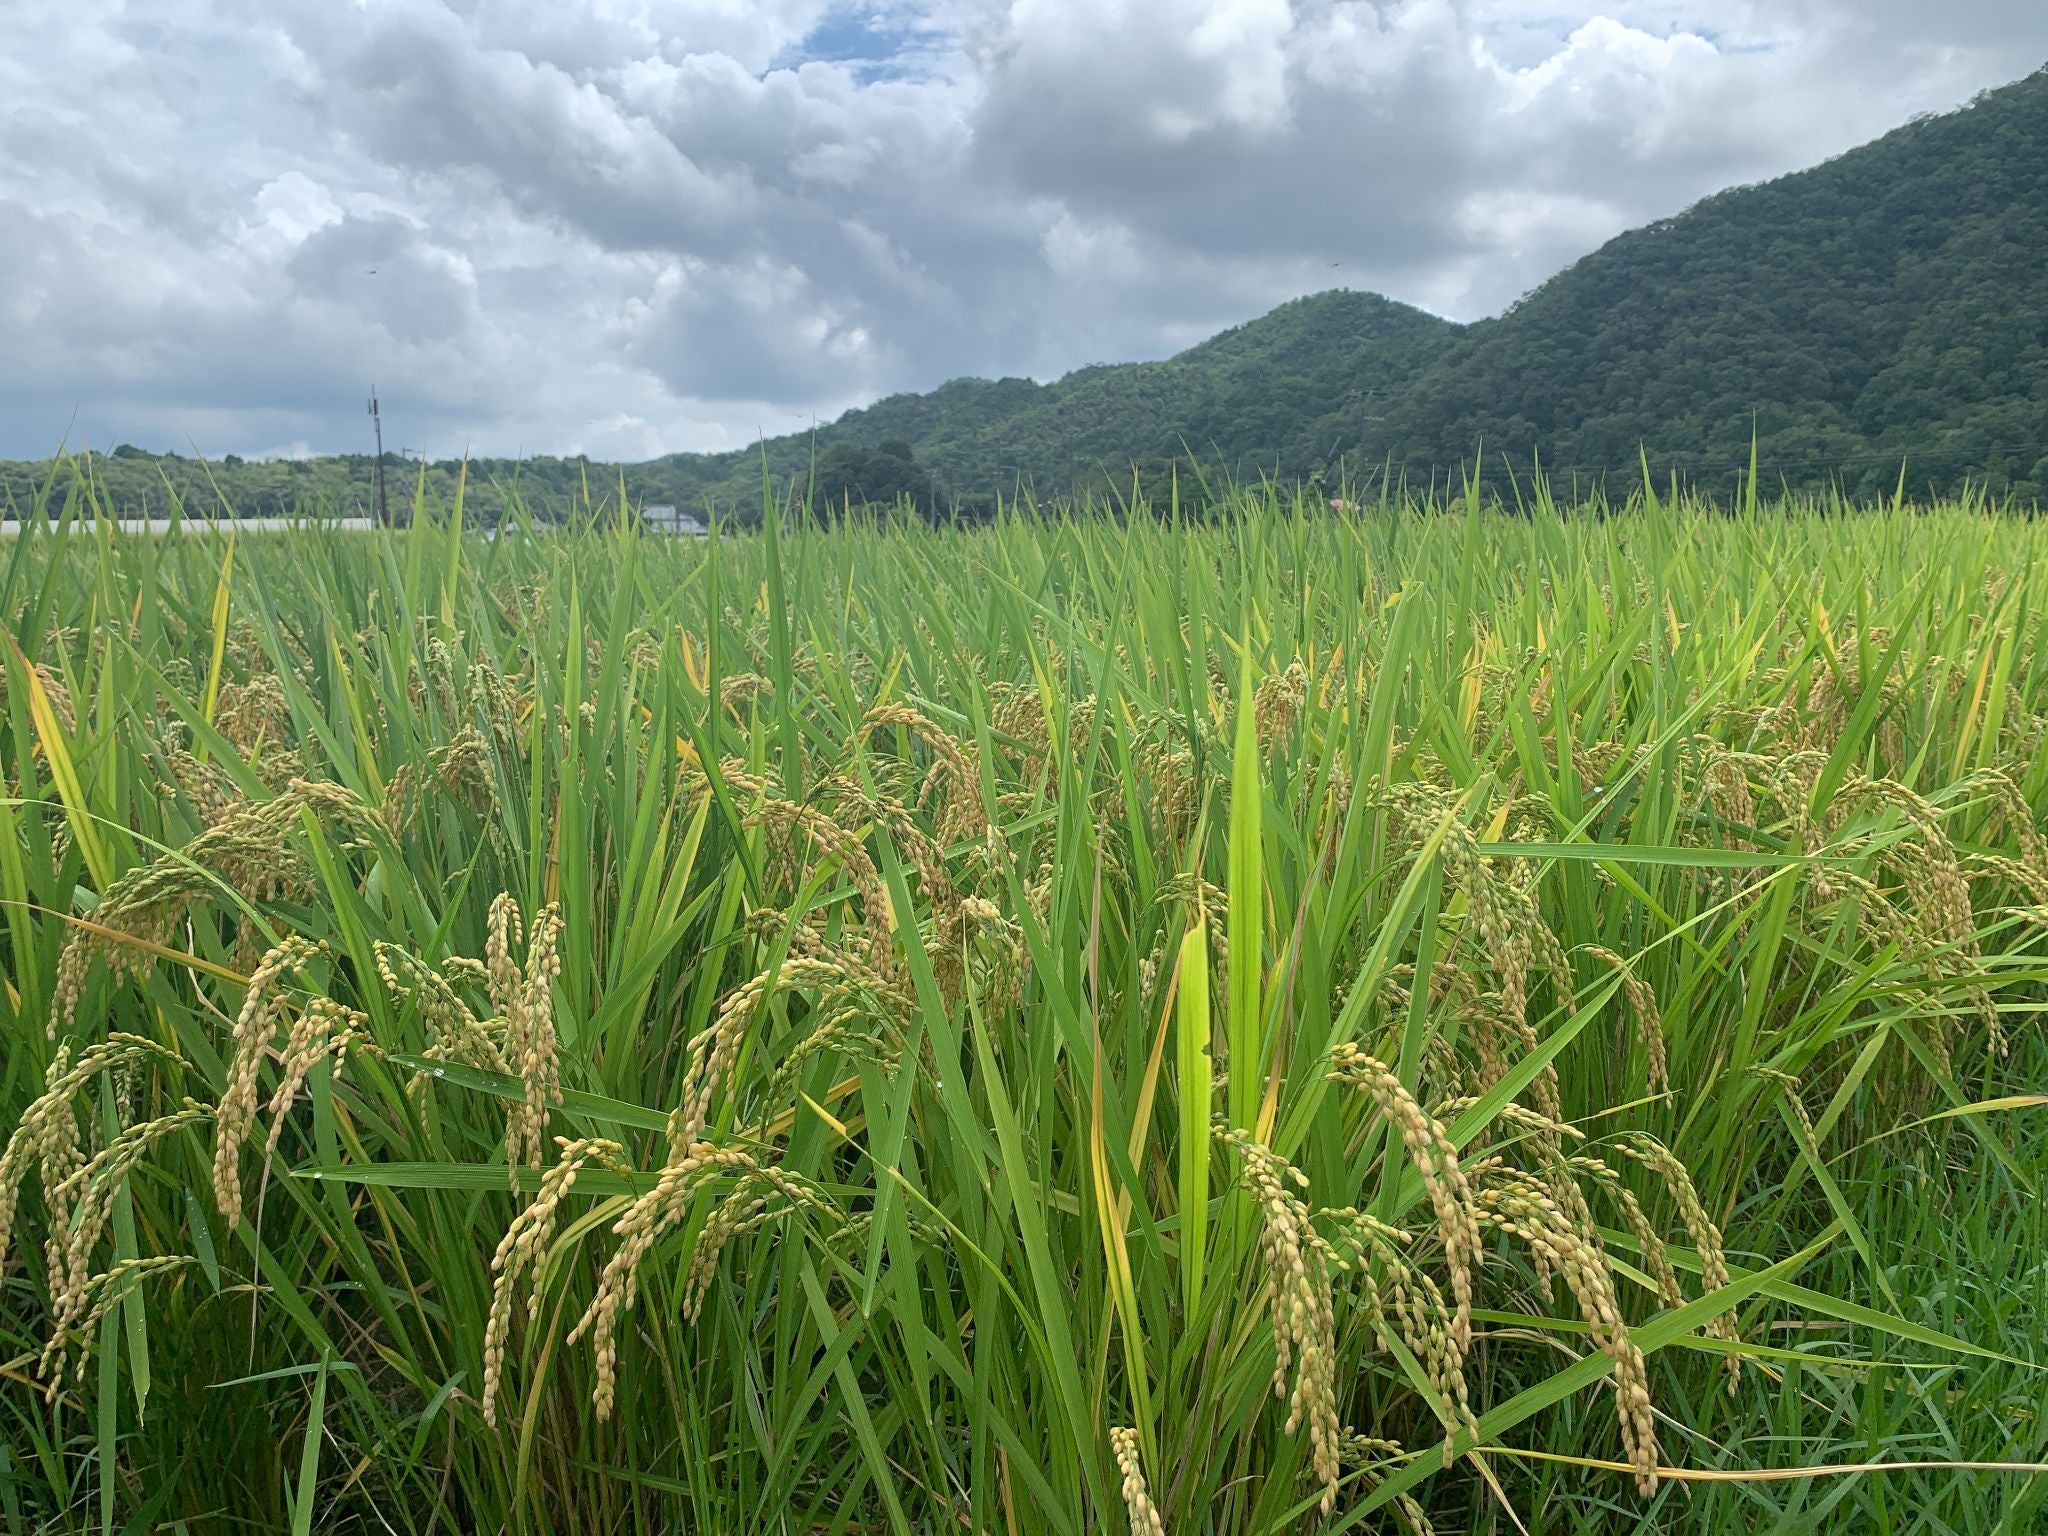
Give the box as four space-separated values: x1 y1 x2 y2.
6 64 2045 517
816 291 1455 495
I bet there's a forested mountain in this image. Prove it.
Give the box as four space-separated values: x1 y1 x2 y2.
1350 63 2048 498
819 291 1454 496
6 64 2045 518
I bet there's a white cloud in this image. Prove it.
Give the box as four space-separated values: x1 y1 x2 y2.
0 0 2043 458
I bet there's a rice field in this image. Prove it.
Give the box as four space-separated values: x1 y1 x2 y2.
2 486 2046 1534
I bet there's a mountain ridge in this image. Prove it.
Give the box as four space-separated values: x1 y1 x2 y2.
5 63 2045 516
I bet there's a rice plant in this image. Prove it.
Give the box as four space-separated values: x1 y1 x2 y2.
1 477 2045 1534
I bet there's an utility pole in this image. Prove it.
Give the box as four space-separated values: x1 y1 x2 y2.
368 388 391 527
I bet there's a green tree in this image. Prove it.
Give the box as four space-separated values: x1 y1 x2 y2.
809 441 945 519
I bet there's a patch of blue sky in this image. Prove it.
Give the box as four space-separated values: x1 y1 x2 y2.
1698 30 1785 56
776 7 951 83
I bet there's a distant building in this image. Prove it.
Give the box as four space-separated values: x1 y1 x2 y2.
642 503 707 536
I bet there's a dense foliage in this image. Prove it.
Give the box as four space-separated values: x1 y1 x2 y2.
808 439 946 519
2 484 2046 1534
5 68 2044 520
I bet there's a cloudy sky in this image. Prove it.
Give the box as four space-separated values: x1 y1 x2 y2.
3 1 2044 462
